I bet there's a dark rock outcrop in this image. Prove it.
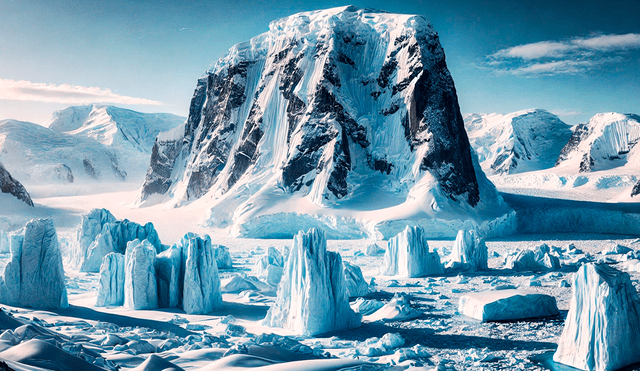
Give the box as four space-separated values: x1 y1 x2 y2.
0 161 33 206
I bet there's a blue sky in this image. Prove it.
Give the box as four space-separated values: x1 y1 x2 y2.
1 0 638 125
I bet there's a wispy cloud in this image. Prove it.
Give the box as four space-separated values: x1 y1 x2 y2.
485 33 640 76
0 79 161 106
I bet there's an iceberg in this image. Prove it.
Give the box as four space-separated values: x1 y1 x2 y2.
263 228 361 335
343 261 369 298
381 226 443 278
446 229 488 271
213 244 233 269
70 208 116 269
180 233 222 314
96 253 125 307
155 245 182 308
459 289 559 322
124 239 158 310
363 294 421 322
553 263 640 371
365 243 385 256
254 246 284 286
0 218 68 309
504 243 560 271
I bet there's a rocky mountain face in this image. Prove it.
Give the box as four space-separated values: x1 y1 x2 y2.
139 6 513 238
556 112 640 173
0 161 33 206
464 109 572 175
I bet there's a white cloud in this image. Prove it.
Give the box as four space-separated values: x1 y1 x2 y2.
485 33 640 76
0 79 161 106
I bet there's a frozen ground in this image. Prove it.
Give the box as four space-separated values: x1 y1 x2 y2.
0 188 639 370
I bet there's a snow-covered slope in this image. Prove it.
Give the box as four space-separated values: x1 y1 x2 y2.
464 109 572 176
138 6 514 239
556 112 640 173
0 161 33 206
45 105 185 154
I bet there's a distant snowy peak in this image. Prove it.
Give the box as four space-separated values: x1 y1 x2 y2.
45 105 185 153
556 112 640 172
464 109 572 175
0 160 33 206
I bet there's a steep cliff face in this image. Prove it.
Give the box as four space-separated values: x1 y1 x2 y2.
139 6 513 238
0 161 33 207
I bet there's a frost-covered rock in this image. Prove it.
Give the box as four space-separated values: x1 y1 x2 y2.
254 247 285 285
155 245 182 308
0 161 33 207
363 294 421 322
446 229 488 271
263 228 360 335
213 244 233 269
76 211 161 273
343 261 369 297
459 289 558 322
504 243 560 271
553 263 640 371
124 239 158 310
365 243 385 256
96 253 125 307
0 218 68 309
381 226 443 278
180 233 222 314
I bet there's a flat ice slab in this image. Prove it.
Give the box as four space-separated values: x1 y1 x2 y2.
459 289 559 322
553 263 640 371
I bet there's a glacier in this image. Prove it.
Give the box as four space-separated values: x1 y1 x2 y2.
459 289 559 322
381 225 443 278
263 228 361 335
124 239 158 310
0 218 68 309
553 263 640 371
446 229 488 271
138 5 514 240
96 252 125 307
180 233 223 314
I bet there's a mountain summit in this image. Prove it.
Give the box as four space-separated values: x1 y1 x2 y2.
139 6 513 238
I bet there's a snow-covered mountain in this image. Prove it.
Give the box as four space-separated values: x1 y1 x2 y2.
139 6 514 239
44 105 185 154
464 109 572 176
556 112 640 173
0 161 33 206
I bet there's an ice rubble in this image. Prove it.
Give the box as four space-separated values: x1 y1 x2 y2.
459 289 559 322
554 263 640 371
504 243 560 271
343 261 369 298
213 244 233 269
446 229 488 271
263 228 361 335
363 294 421 322
96 252 125 307
381 226 443 278
124 239 158 310
254 246 285 286
180 233 223 314
72 208 162 272
0 218 68 309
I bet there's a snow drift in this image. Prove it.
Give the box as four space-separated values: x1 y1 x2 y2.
0 218 68 309
138 5 514 239
553 263 640 371
263 228 360 335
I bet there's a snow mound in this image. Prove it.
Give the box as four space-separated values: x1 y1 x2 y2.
464 109 572 175
254 246 285 286
213 244 233 269
124 239 158 310
263 228 360 335
180 233 222 314
96 252 125 307
459 289 559 322
446 229 488 271
0 218 68 309
381 226 443 278
131 354 184 371
0 338 105 371
553 263 640 371
343 261 369 298
0 161 33 207
363 294 421 322
504 243 560 271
